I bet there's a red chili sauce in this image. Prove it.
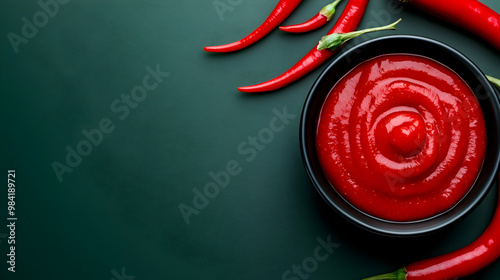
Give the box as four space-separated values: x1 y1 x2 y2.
316 54 487 221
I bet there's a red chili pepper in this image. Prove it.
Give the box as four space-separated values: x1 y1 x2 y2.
238 0 368 93
401 0 500 50
279 0 343 33
203 0 302 53
364 174 500 280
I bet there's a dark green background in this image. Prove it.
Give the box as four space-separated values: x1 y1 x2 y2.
1 0 499 279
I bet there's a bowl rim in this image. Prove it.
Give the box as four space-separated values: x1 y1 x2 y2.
300 34 500 236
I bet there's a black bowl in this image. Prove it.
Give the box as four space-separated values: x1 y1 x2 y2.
300 35 500 237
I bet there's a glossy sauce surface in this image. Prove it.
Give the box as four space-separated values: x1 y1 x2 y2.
316 54 487 221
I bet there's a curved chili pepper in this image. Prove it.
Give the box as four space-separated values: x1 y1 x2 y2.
279 0 343 33
364 174 500 280
238 0 369 93
203 0 302 53
401 0 500 50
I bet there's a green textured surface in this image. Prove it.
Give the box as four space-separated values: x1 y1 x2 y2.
1 0 499 279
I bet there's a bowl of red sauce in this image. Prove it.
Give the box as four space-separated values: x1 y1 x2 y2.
300 35 500 236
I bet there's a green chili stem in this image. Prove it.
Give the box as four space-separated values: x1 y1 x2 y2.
486 75 500 91
362 267 407 280
317 18 402 51
320 0 343 21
